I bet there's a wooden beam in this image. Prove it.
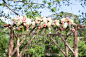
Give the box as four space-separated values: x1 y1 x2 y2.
57 33 75 55
11 27 36 56
17 37 19 57
48 34 66 56
19 35 37 56
74 25 78 57
65 38 68 57
8 28 14 57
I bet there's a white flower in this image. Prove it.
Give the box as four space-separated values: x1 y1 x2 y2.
16 21 22 26
40 22 44 28
35 17 41 21
69 19 73 24
19 16 23 20
47 22 51 28
63 22 68 28
43 17 47 24
35 17 41 24
31 22 35 28
25 18 31 25
31 22 35 26
61 18 66 21
13 27 16 30
47 18 52 22
56 20 60 26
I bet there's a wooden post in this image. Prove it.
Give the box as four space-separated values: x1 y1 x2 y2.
65 38 68 57
74 25 78 57
8 28 14 57
17 37 20 57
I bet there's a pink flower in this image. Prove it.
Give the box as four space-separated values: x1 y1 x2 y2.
68 22 71 24
61 21 65 24
35 21 37 23
18 28 21 30
17 15 19 18
41 17 43 18
46 18 49 21
38 26 41 29
18 18 20 21
26 25 29 27
66 17 69 20
61 28 63 30
72 29 75 32
43 24 46 27
22 19 26 22
14 20 16 24
25 16 27 20
54 22 56 25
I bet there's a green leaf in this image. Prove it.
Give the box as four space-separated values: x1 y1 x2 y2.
48 3 51 6
51 8 56 12
18 7 22 10
43 0 47 4
24 3 28 5
1 3 5 6
22 0 25 2
31 3 33 7
56 0 60 3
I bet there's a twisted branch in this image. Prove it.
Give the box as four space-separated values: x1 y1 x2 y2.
2 0 19 15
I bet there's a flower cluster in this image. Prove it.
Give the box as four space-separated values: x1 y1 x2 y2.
54 17 75 31
12 15 76 32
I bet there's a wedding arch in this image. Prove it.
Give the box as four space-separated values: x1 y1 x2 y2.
2 15 85 57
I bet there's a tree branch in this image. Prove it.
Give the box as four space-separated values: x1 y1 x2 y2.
2 0 19 15
12 1 57 14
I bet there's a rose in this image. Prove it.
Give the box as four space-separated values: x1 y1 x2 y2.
43 24 47 27
61 18 65 24
18 28 21 30
14 20 16 24
38 26 41 29
72 29 75 32
61 21 65 24
61 28 63 30
66 17 69 20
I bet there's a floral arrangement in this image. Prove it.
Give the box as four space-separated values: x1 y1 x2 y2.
12 15 76 32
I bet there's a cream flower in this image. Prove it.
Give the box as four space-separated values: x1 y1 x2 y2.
43 17 47 24
35 17 41 21
31 22 35 26
56 20 60 26
69 19 73 24
35 17 41 24
16 21 22 26
19 16 23 20
61 18 66 24
47 22 52 28
47 18 52 23
40 22 44 28
25 18 31 25
63 22 68 28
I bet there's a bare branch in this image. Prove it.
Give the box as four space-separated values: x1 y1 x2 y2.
12 1 57 14
2 0 19 15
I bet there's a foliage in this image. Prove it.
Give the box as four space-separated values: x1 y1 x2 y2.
0 0 86 57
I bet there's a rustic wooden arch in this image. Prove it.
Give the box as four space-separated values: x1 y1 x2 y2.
3 24 85 57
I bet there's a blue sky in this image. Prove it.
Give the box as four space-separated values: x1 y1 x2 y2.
0 0 86 18
40 0 86 17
